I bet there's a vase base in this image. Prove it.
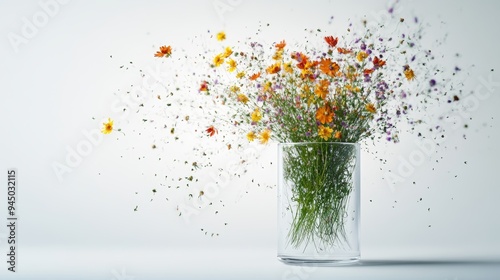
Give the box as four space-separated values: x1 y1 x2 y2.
278 256 360 266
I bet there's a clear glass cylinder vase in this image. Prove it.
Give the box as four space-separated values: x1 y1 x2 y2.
277 142 360 265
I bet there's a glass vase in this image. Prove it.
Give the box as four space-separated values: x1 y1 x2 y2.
277 142 360 265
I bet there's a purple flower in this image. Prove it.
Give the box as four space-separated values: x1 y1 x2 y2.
429 79 436 87
360 43 366 50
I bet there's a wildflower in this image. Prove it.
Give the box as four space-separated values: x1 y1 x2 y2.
266 62 281 74
272 50 284 60
246 131 256 142
314 79 330 99
319 58 340 77
199 81 209 92
363 68 375 75
373 56 386 68
334 130 342 139
101 118 114 134
275 40 286 50
223 46 233 58
356 51 368 62
154 45 172 58
259 129 271 144
365 103 377 113
213 54 225 67
236 71 245 79
206 125 218 137
237 94 249 104
404 66 415 81
216 31 226 41
324 36 338 48
316 105 334 124
229 85 240 92
337 47 352 54
318 125 333 140
227 59 237 72
283 62 293 73
251 108 262 122
249 72 261 80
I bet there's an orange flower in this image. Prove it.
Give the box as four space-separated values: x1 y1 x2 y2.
373 56 386 68
249 72 261 80
275 40 286 50
316 105 334 124
154 45 172 58
314 79 331 99
334 131 342 139
324 36 338 48
266 63 281 74
404 66 415 81
337 47 352 54
206 125 218 137
363 68 374 75
319 58 340 77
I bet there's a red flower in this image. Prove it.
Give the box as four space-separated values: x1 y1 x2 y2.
373 56 386 68
206 125 218 137
363 68 374 75
199 81 209 92
324 36 338 48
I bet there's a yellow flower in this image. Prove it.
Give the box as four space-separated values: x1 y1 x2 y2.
404 68 415 81
266 62 281 74
284 62 293 73
365 103 376 113
356 51 368 62
237 94 249 104
314 79 330 99
213 53 225 67
101 118 114 134
223 46 233 58
236 71 245 79
251 108 262 122
318 125 333 140
216 31 226 41
246 131 256 142
272 50 283 60
230 85 240 93
227 59 237 72
259 129 271 144
263 81 273 93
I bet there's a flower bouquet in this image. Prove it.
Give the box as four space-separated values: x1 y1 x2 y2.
189 16 456 262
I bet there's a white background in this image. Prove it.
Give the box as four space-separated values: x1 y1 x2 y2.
1 0 500 279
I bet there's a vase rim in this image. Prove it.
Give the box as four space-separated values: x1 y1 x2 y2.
278 142 359 147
